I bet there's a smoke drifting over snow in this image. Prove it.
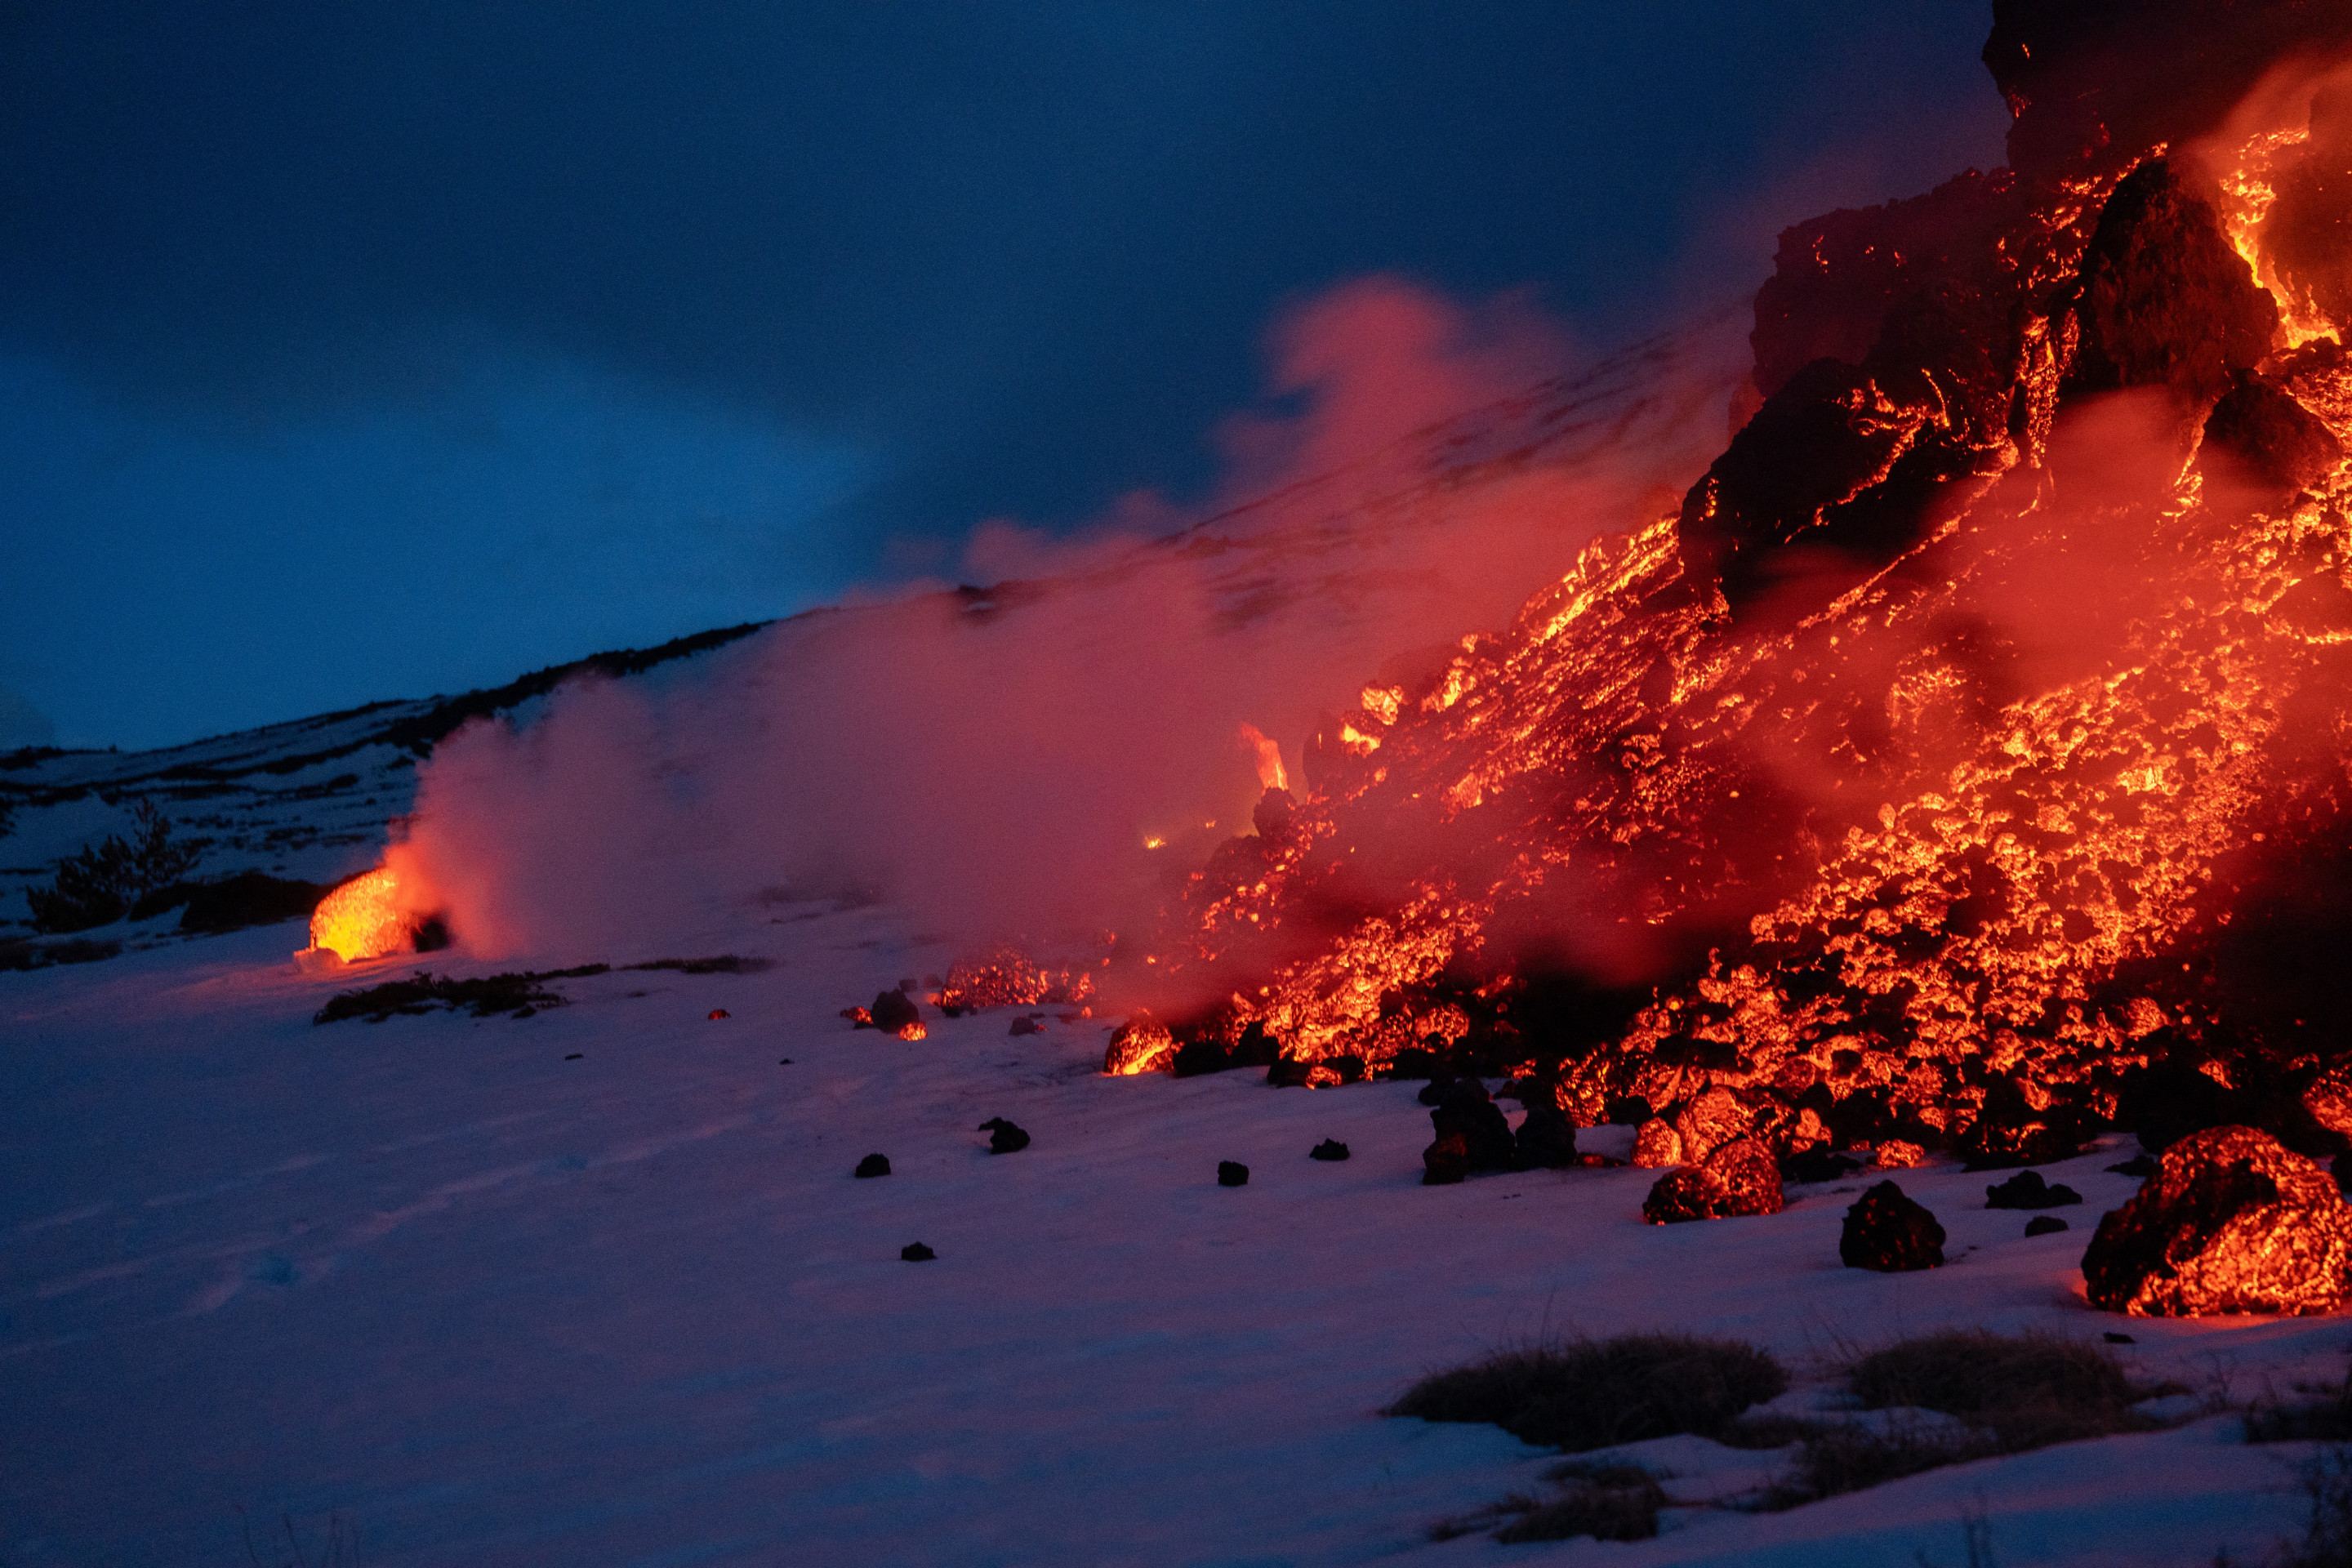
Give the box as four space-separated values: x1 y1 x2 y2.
389 278 1743 964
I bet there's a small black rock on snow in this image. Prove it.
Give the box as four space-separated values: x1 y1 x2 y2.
979 1116 1031 1154
854 1153 891 1178
1217 1160 1250 1187
1839 1180 1945 1271
1984 1169 2082 1209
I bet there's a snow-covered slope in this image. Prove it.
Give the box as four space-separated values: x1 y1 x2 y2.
2 912 2337 1566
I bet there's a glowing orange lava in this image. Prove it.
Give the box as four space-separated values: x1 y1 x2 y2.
1238 723 1289 793
305 866 413 963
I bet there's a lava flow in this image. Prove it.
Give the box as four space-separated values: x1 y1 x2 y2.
303 863 444 964
1109 2 2352 1177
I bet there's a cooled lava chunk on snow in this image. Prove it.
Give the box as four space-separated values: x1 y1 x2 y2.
866 988 921 1036
1424 1080 1516 1177
978 1116 1031 1155
1984 1169 2082 1209
2026 1215 2071 1236
1308 1138 1350 1162
2082 1125 2352 1316
1839 1181 1945 1272
1421 1134 1470 1187
1216 1160 1249 1188
899 1243 935 1263
1642 1140 1784 1224
1512 1102 1579 1169
853 1154 891 1179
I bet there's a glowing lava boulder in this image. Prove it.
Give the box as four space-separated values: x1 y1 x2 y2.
1642 1139 1785 1224
1103 1011 1176 1076
2081 1126 2352 1316
304 866 439 965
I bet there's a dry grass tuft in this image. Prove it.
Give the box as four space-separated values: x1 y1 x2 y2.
1848 1329 2150 1447
1390 1332 1788 1452
1760 1330 2170 1510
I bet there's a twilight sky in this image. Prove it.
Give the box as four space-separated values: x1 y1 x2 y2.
0 2 2006 750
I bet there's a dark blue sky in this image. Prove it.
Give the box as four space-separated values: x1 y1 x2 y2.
0 2 2006 749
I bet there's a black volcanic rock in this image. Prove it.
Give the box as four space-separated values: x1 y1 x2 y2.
1985 1169 2082 1209
2204 372 2345 498
854 1153 891 1179
1960 1080 2091 1170
1309 1138 1351 1162
1780 1147 1864 1184
1172 1039 1238 1077
2025 1214 2071 1236
900 1242 935 1262
1983 0 2352 184
2067 159 2278 413
1422 1132 1471 1187
1429 1083 1517 1174
1839 1180 1946 1271
868 987 921 1035
2269 81 2352 326
1513 1102 1579 1169
1217 1160 1250 1187
1682 357 1990 608
1009 1016 1043 1036
978 1116 1030 1155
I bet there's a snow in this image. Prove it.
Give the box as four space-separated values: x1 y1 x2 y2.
6 911 2349 1566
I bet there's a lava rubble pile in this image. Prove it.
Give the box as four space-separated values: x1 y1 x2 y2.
1104 0 2352 1196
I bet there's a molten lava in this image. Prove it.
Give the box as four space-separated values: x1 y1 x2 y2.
1107 4 2352 1218
305 866 415 963
1238 723 1289 793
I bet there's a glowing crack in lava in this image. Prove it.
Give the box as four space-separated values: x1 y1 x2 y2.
305 866 420 964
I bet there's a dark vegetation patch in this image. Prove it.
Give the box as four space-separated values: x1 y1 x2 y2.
314 969 600 1024
314 955 762 1024
1433 1463 1670 1545
1760 1330 2176 1511
28 801 200 933
1390 1333 1788 1453
2247 1366 2352 1445
176 872 330 933
630 955 769 975
0 935 121 972
1848 1330 2149 1446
